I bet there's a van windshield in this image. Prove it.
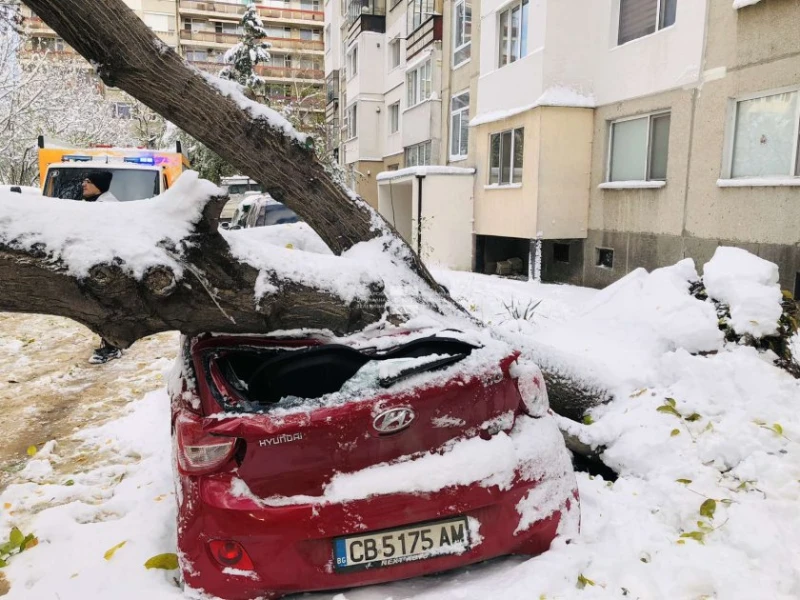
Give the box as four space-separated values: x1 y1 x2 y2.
44 167 160 201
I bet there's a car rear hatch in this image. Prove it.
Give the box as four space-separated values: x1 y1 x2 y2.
193 334 522 498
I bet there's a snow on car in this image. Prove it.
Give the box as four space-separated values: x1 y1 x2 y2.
169 328 578 599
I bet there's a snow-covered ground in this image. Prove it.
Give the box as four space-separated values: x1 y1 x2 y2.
0 244 798 599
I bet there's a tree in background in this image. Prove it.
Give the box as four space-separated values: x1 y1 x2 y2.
219 3 271 96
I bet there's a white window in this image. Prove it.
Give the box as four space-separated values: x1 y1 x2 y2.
347 44 358 79
112 102 133 119
389 38 401 69
405 141 432 166
185 49 208 62
389 102 400 134
300 28 321 40
453 0 471 66
450 91 469 159
406 60 431 107
346 103 358 139
266 26 291 38
728 90 800 178
407 0 434 34
143 12 174 33
497 0 528 68
489 128 524 185
608 112 671 182
618 0 676 45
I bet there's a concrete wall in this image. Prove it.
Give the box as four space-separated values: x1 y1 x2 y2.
378 178 414 242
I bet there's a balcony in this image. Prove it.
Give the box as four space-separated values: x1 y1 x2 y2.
406 15 442 59
179 0 245 19
266 37 325 52
180 29 240 46
258 6 325 25
23 16 56 35
346 0 386 34
254 64 324 81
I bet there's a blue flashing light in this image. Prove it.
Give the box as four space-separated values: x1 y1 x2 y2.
124 156 155 165
61 154 93 162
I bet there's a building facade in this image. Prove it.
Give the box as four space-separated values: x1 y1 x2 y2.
326 0 800 293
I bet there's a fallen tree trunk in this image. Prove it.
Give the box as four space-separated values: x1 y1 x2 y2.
0 194 386 348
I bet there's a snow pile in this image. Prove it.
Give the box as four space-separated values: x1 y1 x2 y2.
703 246 783 337
376 166 476 182
733 0 761 8
223 221 331 255
470 86 595 127
0 171 220 278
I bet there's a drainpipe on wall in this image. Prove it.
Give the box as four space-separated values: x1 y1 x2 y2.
415 173 425 258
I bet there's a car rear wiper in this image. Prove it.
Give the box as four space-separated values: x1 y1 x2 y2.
378 354 467 388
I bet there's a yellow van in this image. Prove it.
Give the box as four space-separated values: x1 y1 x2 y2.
37 136 190 201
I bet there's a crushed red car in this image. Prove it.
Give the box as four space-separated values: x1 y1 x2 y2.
169 329 579 600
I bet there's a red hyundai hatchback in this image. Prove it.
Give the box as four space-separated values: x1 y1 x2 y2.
169 328 579 600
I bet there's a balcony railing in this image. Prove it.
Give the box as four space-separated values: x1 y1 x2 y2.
255 64 324 80
23 16 56 33
266 37 325 52
180 29 240 44
179 0 245 16
258 6 325 23
181 31 324 51
347 0 386 29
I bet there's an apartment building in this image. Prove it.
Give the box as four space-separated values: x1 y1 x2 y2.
20 0 325 120
327 0 800 293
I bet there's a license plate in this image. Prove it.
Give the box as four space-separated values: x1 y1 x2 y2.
333 517 470 572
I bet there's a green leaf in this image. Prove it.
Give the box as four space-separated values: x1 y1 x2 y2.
104 541 127 561
685 413 702 422
700 499 716 519
26 446 36 457
737 481 748 490
0 557 6 568
665 398 676 407
8 528 23 549
670 429 680 437
582 415 594 425
676 479 692 485
720 499 734 505
657 405 681 418
772 423 784 436
144 553 179 570
64 480 75 487
21 535 38 551
577 574 596 588
679 531 705 544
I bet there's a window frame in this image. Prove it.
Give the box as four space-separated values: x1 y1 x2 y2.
346 43 358 80
406 59 432 108
606 111 671 183
405 141 432 167
722 86 800 180
617 0 677 46
449 90 470 161
452 0 472 68
497 0 528 69
344 102 358 140
389 38 402 70
488 127 524 186
389 102 400 134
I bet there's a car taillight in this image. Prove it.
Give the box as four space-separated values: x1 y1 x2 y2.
209 540 254 571
510 360 549 418
175 411 237 475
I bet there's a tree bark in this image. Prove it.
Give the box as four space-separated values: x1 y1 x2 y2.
0 195 386 348
22 0 443 294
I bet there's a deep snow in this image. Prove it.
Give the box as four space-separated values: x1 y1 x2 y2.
0 223 798 599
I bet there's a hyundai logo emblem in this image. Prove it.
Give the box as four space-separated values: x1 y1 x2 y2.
372 407 416 434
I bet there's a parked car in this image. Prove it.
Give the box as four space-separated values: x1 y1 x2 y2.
220 176 263 224
224 194 299 231
170 329 579 600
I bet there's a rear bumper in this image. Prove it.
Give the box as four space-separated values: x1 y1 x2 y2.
178 473 579 600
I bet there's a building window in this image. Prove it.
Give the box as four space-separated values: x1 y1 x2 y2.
266 26 291 38
453 0 472 66
112 102 133 119
596 248 614 269
345 103 358 139
489 128 524 185
498 0 528 68
407 0 434 34
553 243 570 263
389 38 401 69
406 60 432 107
301 0 321 10
729 90 800 178
450 91 470 159
618 0 676 45
299 29 321 41
608 113 671 182
347 44 358 79
405 141 432 166
143 12 175 33
389 102 400 134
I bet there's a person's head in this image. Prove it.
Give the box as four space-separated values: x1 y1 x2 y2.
82 171 113 198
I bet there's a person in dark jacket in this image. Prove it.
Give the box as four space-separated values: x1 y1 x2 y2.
82 171 122 364
82 171 119 202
